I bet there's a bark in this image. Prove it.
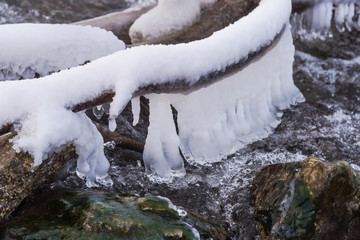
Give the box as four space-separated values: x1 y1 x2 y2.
0 133 77 221
95 123 145 153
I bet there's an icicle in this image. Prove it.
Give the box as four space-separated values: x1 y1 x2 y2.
108 116 117 132
92 105 104 120
346 3 355 31
131 96 141 126
143 94 185 181
102 103 110 114
335 3 346 32
75 113 111 187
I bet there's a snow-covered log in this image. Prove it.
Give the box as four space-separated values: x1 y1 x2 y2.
0 0 303 184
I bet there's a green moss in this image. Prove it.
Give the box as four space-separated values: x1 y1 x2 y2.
0 191 199 240
276 179 315 240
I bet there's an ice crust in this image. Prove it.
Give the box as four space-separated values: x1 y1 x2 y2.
0 0 302 183
0 24 125 81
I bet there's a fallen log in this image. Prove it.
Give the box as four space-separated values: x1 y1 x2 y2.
0 133 77 221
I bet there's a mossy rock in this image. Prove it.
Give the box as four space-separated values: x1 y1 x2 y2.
251 157 360 240
0 190 229 239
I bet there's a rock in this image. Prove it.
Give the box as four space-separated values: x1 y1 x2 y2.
251 157 360 240
0 190 228 239
0 132 77 221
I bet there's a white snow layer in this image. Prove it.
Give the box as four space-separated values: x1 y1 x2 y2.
129 0 201 43
0 24 125 81
0 0 302 183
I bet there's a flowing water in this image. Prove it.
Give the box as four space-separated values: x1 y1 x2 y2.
1 0 360 239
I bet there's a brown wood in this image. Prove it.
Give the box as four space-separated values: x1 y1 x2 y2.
0 133 77 221
95 123 144 153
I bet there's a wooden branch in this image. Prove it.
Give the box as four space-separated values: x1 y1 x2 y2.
95 123 144 153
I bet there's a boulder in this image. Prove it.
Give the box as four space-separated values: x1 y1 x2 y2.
0 190 229 239
251 157 360 240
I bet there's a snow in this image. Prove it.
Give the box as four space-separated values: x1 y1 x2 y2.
129 0 201 43
0 0 301 183
0 23 125 81
131 97 141 126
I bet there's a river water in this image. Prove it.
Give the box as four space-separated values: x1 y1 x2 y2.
1 0 360 239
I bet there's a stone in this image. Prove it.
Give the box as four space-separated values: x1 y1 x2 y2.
0 190 228 239
251 157 360 240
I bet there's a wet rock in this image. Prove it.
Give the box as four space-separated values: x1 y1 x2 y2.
0 190 228 239
251 157 360 240
0 132 77 222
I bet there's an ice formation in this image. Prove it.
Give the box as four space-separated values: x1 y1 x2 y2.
0 0 302 183
292 0 360 36
0 24 124 81
129 0 201 43
141 23 303 178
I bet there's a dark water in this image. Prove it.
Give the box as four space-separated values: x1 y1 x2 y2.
1 0 360 239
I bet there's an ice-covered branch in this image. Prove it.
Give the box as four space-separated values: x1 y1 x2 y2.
0 0 302 184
